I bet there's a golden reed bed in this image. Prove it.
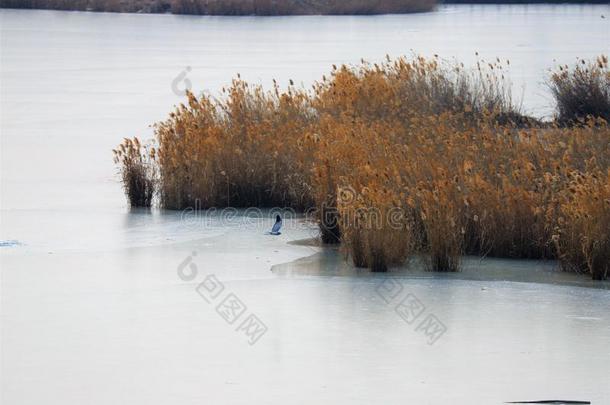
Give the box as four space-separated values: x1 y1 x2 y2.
114 55 610 279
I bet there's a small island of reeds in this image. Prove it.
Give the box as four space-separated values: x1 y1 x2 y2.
114 55 610 280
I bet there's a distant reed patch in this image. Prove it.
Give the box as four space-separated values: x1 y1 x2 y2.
0 0 436 15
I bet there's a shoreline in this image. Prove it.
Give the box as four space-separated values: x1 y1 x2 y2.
1 1 607 16
444 0 608 3
0 0 437 16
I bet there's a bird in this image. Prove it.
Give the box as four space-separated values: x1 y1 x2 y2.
270 214 282 235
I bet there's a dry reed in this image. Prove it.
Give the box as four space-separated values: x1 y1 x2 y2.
114 55 610 279
549 56 610 126
113 137 156 207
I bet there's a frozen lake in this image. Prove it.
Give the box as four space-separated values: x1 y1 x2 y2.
2 5 610 404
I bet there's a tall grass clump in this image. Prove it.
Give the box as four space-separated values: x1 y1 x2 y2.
551 120 610 280
113 137 156 207
549 56 610 125
155 83 316 209
312 56 523 128
311 56 527 270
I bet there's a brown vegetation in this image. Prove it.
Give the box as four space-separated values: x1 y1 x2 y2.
115 55 610 279
113 137 156 207
0 0 436 15
549 56 610 126
154 79 316 209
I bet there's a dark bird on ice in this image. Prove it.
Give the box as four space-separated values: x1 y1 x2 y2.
270 215 282 235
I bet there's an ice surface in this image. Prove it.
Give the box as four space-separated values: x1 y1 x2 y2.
2 220 610 404
2 6 610 404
